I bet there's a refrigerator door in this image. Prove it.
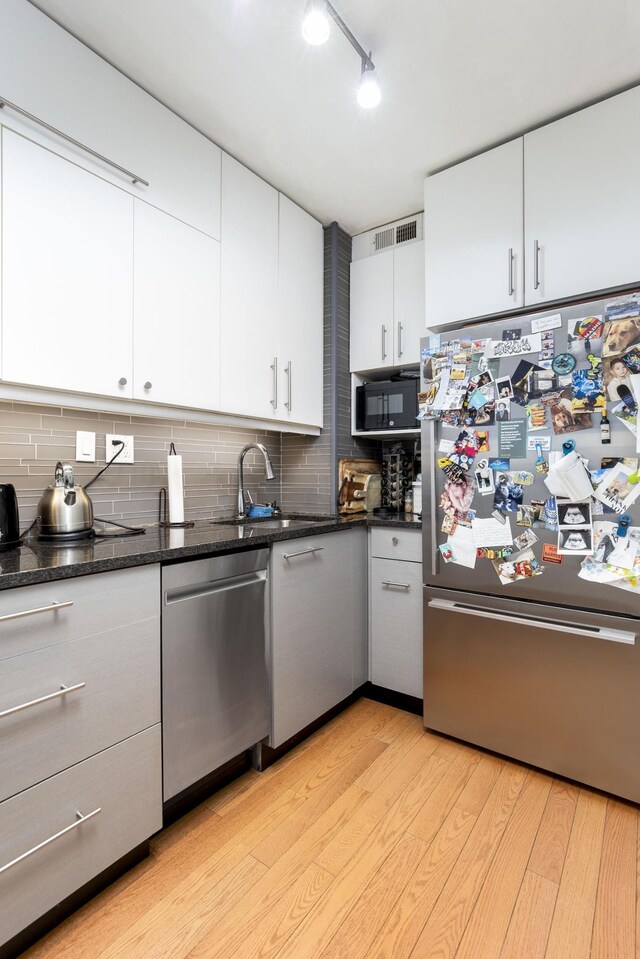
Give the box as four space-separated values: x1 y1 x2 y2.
422 295 640 618
424 586 640 802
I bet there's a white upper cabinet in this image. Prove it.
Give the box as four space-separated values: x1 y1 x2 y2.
394 241 426 364
219 154 279 420
350 250 395 372
424 139 524 328
133 202 221 411
277 195 324 428
350 237 425 373
2 130 134 398
524 87 640 305
0 0 221 239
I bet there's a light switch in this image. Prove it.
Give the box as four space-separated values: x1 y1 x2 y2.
76 431 96 463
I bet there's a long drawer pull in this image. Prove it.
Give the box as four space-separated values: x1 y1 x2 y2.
382 581 411 590
428 599 636 645
0 600 74 624
283 546 324 560
0 96 149 187
0 807 102 876
0 682 86 720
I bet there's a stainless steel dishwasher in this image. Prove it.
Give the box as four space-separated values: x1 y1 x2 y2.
161 549 269 802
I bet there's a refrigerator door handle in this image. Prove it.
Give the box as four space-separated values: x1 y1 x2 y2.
427 599 636 646
427 419 438 577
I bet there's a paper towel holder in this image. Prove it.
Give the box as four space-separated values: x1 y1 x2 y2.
158 487 195 529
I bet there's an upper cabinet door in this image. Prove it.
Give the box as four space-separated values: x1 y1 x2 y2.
277 196 324 428
2 130 133 398
133 202 221 411
219 155 279 420
0 0 221 239
350 250 394 372
424 139 524 328
393 240 425 364
524 87 640 305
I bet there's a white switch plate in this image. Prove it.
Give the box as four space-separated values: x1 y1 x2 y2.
75 431 96 462
105 434 134 464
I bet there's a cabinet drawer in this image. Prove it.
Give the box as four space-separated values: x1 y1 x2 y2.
370 528 421 563
370 559 423 699
0 618 160 802
0 725 162 948
0 565 159 661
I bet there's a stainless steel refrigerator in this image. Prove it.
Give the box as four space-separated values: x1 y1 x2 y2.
421 294 640 802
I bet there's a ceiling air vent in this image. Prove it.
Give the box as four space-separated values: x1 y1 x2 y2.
373 227 395 252
396 219 418 245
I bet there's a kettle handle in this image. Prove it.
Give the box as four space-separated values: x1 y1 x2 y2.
62 464 75 490
54 462 64 487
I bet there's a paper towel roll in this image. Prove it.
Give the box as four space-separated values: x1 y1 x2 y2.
167 451 185 524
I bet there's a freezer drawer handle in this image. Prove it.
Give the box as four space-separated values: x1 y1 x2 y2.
427 599 635 646
283 546 324 560
0 682 86 720
382 580 411 590
0 600 74 624
0 807 102 876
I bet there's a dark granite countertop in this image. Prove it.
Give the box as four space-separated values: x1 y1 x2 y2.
0 513 421 590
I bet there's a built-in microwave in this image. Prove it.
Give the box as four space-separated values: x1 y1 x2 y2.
355 379 419 431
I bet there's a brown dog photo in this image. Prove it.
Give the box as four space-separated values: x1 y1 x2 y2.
602 316 640 356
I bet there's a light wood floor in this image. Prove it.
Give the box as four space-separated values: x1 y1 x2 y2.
22 698 638 959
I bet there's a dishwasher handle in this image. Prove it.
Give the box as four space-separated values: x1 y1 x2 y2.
428 598 636 646
164 570 266 606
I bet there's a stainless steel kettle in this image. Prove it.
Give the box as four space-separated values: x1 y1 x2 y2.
37 462 94 536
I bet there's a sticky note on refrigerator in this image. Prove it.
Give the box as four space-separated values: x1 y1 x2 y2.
445 525 476 569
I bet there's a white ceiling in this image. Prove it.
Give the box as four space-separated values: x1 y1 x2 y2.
29 0 640 235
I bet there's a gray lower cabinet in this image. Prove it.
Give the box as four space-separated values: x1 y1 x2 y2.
270 528 367 748
370 556 423 699
0 566 162 951
0 726 162 948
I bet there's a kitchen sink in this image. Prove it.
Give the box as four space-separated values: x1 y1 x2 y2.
211 517 330 530
248 518 329 530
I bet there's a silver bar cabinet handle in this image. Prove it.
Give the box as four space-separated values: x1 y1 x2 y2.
533 239 541 290
397 322 403 358
0 682 85 720
283 546 324 560
382 581 410 590
284 361 292 411
0 808 102 876
0 97 149 187
381 325 387 361
428 599 635 645
0 600 73 624
508 248 514 296
270 357 278 409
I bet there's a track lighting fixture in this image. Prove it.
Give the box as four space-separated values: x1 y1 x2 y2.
302 0 381 108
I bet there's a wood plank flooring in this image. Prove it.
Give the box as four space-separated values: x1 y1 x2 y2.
21 698 639 959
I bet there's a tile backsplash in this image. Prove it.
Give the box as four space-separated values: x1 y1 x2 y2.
0 400 313 528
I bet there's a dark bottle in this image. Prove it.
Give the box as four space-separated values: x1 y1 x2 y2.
600 406 611 444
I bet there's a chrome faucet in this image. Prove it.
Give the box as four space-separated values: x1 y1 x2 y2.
237 443 276 517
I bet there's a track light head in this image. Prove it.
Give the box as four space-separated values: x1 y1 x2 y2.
302 0 330 45
357 62 381 109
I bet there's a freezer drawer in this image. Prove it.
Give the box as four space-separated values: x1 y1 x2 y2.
424 586 640 802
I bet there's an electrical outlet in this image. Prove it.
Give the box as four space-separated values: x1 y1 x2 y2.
105 434 134 465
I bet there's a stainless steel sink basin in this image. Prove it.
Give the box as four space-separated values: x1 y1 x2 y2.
211 517 329 530
252 518 328 530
